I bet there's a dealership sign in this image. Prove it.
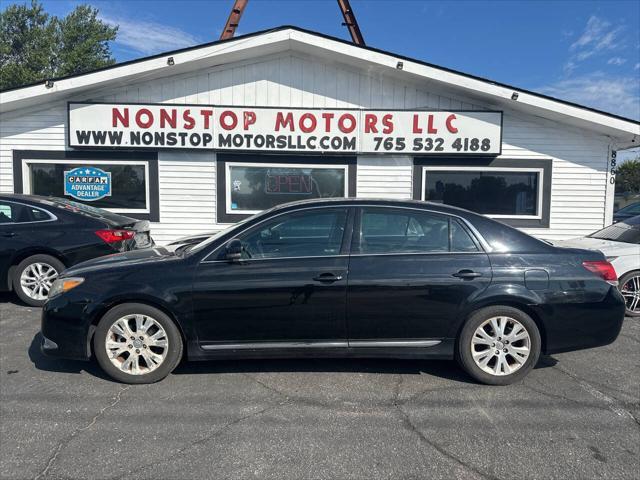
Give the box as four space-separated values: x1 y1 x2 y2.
68 102 502 155
64 166 111 201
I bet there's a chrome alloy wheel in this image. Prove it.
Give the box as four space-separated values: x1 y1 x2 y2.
105 314 169 375
19 262 58 301
470 316 531 376
620 274 640 314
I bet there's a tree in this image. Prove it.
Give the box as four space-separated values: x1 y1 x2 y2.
616 159 640 194
0 1 117 90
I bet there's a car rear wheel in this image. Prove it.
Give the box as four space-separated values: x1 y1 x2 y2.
93 303 183 384
619 271 640 317
457 306 541 385
13 254 65 307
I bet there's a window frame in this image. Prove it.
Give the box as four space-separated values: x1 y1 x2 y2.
352 206 484 256
12 150 159 221
225 161 349 215
421 166 544 220
217 154 357 224
413 158 552 229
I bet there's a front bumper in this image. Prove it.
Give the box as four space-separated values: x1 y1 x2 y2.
40 296 95 361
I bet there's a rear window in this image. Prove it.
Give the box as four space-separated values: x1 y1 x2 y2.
469 214 551 253
589 223 640 244
37 197 135 225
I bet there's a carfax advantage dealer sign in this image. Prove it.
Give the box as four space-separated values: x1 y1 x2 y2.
68 102 502 155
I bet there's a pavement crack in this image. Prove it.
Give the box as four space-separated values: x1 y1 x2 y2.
393 403 499 480
33 385 131 480
552 364 639 427
110 401 287 480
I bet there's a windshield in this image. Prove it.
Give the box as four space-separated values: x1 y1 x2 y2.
589 223 640 244
186 214 258 254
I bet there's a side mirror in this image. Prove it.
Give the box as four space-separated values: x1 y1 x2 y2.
225 238 243 262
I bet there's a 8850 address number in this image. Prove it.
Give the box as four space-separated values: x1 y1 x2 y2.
372 137 493 152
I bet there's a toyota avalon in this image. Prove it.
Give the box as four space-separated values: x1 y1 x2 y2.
40 199 625 385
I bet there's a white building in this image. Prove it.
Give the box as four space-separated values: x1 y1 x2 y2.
1 26 638 244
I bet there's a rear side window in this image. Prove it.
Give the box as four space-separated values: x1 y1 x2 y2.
357 208 479 254
0 202 53 224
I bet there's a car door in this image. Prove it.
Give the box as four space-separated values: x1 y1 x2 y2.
0 201 52 290
346 207 492 344
192 207 353 348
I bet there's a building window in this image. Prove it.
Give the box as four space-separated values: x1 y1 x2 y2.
217 154 356 223
13 150 159 221
413 158 552 229
27 161 148 211
423 168 542 218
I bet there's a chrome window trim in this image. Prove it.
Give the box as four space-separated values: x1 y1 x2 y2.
200 203 493 263
201 254 349 264
0 200 58 225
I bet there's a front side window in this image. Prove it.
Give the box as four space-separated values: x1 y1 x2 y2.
424 169 541 217
28 162 148 211
357 208 479 254
227 164 346 214
238 209 348 259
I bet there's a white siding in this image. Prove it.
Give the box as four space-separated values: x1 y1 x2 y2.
155 151 218 244
357 156 413 199
0 50 613 243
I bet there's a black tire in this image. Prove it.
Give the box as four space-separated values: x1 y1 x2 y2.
12 254 65 307
93 303 183 384
457 305 541 386
618 270 640 317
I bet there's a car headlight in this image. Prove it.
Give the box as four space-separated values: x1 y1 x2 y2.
48 277 84 299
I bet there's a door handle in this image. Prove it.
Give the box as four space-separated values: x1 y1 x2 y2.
1 232 16 238
313 273 343 283
452 270 482 279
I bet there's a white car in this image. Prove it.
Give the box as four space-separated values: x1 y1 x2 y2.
555 215 640 317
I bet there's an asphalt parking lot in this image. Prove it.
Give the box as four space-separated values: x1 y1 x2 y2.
0 295 638 480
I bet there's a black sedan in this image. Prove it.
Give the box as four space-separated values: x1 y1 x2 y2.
0 194 152 306
41 199 625 385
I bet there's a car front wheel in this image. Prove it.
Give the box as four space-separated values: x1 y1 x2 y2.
13 254 65 307
457 306 541 385
93 303 183 384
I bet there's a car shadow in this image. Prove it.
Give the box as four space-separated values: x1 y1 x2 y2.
28 332 558 383
0 291 29 307
28 333 112 381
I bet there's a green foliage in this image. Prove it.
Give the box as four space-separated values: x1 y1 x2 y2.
0 1 117 90
616 159 640 193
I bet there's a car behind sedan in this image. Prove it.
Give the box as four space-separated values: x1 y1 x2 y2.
0 194 153 306
554 216 640 317
41 199 625 385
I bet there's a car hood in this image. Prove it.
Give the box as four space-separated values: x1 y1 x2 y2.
63 247 177 276
554 237 639 256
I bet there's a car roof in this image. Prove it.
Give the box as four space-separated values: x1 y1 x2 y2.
265 197 477 217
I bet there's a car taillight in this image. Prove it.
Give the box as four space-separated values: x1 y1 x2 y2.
582 260 618 285
95 229 135 243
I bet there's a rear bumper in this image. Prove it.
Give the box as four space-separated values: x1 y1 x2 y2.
536 286 626 355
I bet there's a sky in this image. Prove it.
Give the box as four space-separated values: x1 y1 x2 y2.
4 0 640 157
